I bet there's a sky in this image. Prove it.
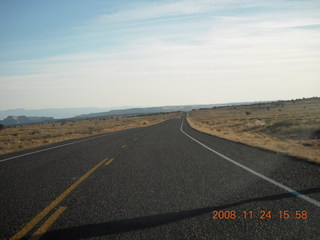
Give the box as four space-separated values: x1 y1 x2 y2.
0 0 320 110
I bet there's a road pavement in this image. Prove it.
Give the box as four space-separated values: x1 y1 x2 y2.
1 114 319 239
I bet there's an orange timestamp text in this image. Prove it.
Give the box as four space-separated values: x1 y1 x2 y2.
211 210 308 220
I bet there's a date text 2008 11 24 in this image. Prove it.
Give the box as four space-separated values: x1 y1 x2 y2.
211 210 308 220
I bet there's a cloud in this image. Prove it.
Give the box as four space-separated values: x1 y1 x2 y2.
1 0 320 109
93 0 320 24
95 0 215 23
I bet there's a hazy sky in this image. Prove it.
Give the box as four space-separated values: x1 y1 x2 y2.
1 0 319 110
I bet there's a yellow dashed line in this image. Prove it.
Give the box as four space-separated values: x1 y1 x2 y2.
9 158 108 240
105 158 114 166
29 206 67 240
121 145 127 149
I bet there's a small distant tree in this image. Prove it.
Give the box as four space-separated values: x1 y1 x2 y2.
0 124 4 131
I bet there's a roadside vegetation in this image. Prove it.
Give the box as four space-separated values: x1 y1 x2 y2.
0 112 180 155
188 97 320 163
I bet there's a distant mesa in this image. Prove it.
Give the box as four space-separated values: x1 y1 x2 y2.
73 107 181 119
0 116 54 126
72 103 256 119
0 101 267 126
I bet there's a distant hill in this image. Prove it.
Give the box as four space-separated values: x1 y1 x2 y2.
0 116 54 126
0 107 129 120
73 103 254 119
74 107 178 119
0 102 260 124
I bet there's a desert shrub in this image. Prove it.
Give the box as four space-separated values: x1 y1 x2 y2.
0 124 4 130
31 130 40 135
311 129 320 139
305 120 319 125
279 126 316 139
264 120 302 134
268 120 296 129
42 134 53 139
245 111 251 115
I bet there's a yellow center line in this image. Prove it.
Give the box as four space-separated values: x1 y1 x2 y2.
28 206 67 240
105 158 114 166
133 138 138 141
9 158 108 240
121 144 127 149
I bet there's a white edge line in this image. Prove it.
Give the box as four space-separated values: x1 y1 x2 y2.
180 117 320 208
0 130 127 163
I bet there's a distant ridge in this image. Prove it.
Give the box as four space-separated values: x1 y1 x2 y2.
73 102 256 119
0 101 265 124
0 116 54 126
0 107 129 120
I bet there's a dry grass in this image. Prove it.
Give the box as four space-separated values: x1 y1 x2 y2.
188 98 320 163
0 112 180 155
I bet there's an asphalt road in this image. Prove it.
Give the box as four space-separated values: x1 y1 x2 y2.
1 114 319 239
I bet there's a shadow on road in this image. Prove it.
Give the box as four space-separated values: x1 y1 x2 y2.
39 187 320 239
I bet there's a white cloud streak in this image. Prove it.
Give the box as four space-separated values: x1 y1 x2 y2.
1 0 320 109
